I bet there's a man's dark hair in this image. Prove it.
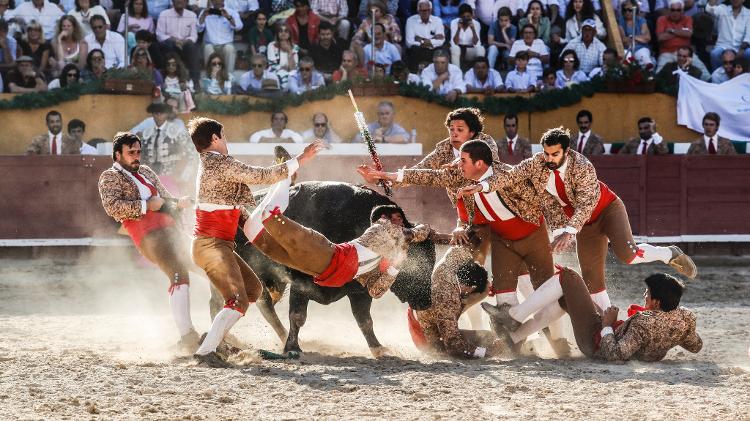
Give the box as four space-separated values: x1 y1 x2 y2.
542 67 556 78
504 113 518 124
515 50 530 61
272 111 288 123
678 45 694 57
46 110 61 122
444 107 483 137
472 56 489 67
577 109 593 122
540 126 571 150
188 117 223 152
135 29 155 43
498 6 512 17
293 0 309 6
374 22 386 33
390 60 407 76
68 119 85 132
456 261 488 293
521 23 537 37
370 204 411 227
637 116 654 126
460 139 493 167
644 273 684 311
458 3 473 15
702 112 720 126
112 132 141 161
318 20 334 32
603 47 618 58
735 57 748 73
89 14 107 26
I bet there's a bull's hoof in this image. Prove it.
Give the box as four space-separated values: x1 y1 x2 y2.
283 344 303 355
370 346 393 359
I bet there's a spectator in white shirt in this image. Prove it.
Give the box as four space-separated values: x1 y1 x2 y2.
157 0 201 86
706 0 750 70
249 111 304 143
84 15 126 68
449 3 485 68
67 119 97 154
363 22 401 73
563 19 605 75
556 49 589 88
69 0 111 37
13 0 64 40
353 100 409 143
509 24 549 80
420 49 466 102
465 56 504 94
405 0 445 72
464 0 504 27
711 49 736 83
505 50 536 92
197 0 242 73
288 56 326 93
238 53 281 93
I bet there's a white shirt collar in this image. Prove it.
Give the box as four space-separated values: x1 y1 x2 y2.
452 147 460 159
556 156 569 175
477 166 494 182
703 134 715 145
506 134 518 143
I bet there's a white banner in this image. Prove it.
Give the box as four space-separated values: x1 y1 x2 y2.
676 71 750 141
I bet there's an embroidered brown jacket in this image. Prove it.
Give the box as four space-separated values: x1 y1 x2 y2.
496 136 533 161
196 152 290 207
597 307 702 362
415 245 475 358
485 150 601 232
99 164 173 222
573 132 606 156
686 137 737 155
355 220 432 297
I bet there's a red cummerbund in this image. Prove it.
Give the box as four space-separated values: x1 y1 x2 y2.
123 210 174 247
314 243 359 288
194 208 241 241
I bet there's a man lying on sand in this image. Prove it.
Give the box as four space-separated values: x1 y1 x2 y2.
485 268 703 361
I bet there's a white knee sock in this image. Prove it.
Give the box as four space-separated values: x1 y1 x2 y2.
509 273 562 323
516 274 533 301
496 291 519 306
629 243 672 264
590 290 612 312
243 178 291 243
169 284 195 336
194 308 243 356
509 302 566 344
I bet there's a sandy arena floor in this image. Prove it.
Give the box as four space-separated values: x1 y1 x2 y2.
0 249 749 420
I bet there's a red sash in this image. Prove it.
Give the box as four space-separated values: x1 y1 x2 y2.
407 307 429 350
457 197 540 241
194 208 241 241
593 304 647 351
559 181 617 225
123 211 174 247
314 243 359 287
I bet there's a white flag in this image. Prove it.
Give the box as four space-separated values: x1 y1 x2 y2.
676 70 750 141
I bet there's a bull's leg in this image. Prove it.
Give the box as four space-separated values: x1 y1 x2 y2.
256 287 288 344
348 293 390 359
283 289 309 354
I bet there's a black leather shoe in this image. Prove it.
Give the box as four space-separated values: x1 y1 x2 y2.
194 351 231 368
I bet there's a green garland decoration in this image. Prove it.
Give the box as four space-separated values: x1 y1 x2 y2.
0 81 102 110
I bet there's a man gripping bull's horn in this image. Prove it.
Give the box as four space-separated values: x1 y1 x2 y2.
98 132 199 351
188 117 324 368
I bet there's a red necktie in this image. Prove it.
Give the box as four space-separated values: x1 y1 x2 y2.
553 169 574 218
708 137 716 155
131 171 158 197
640 141 648 155
507 139 513 156
51 134 58 155
578 134 585 152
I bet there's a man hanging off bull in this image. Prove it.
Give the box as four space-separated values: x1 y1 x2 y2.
188 117 324 368
98 132 199 351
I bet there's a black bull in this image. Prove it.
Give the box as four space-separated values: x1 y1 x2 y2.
207 181 436 354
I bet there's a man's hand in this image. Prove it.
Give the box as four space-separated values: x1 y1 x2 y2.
147 196 165 211
551 232 576 253
297 139 326 166
457 184 482 198
177 196 192 209
450 226 470 245
356 164 380 184
446 89 459 102
601 306 620 327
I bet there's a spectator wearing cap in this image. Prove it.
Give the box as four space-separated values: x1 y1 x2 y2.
311 0 350 41
7 55 46 93
449 3 485 68
157 0 201 87
706 0 750 71
405 0 445 73
249 111 304 143
198 0 243 74
564 0 606 43
239 54 281 93
27 110 78 155
509 24 549 80
84 15 126 69
562 18 605 76
420 49 466 102
288 56 326 94
687 112 737 155
13 0 64 41
363 22 401 74
140 102 193 178
302 112 342 144
464 56 504 94
67 118 97 155
556 49 589 88
711 49 736 83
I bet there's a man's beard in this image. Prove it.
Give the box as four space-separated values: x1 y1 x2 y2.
545 155 565 170
121 160 140 172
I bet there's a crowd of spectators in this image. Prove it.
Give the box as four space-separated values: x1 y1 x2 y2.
0 0 748 96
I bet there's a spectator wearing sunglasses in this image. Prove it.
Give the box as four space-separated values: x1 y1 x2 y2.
84 15 126 69
288 56 325 94
47 63 80 89
201 52 234 95
302 112 342 144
